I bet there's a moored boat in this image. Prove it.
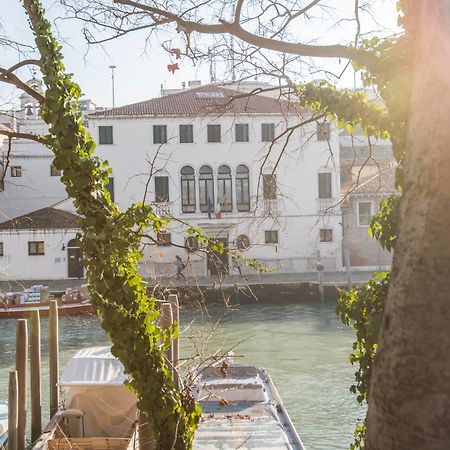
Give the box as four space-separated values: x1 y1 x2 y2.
0 301 96 318
0 401 8 448
192 361 305 449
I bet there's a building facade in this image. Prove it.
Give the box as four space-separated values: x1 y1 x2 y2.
90 85 342 278
0 83 343 280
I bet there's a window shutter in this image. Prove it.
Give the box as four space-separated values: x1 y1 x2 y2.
107 177 114 202
263 174 277 199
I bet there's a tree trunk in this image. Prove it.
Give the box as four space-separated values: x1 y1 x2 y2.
365 2 450 449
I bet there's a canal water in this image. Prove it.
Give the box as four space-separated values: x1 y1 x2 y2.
0 302 365 449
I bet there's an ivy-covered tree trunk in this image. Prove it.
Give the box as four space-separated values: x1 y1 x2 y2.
365 2 450 449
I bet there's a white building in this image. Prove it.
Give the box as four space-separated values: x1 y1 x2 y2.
90 84 342 277
0 83 343 280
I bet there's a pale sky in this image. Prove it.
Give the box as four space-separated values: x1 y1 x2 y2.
1 0 400 108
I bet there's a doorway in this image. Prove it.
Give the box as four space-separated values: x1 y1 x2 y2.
67 239 84 278
207 237 229 276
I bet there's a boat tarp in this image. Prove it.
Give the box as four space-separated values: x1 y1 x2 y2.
59 346 128 386
59 347 137 438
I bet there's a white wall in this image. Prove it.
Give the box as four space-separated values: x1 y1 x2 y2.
0 229 80 280
91 111 342 274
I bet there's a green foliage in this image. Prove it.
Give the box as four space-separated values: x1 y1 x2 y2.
336 272 390 448
369 194 401 252
23 1 200 448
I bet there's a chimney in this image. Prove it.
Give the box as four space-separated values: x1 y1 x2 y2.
188 80 201 88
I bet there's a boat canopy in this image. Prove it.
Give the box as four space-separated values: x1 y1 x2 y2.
59 346 129 387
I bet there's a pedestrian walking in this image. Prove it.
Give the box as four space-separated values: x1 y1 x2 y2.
175 255 186 281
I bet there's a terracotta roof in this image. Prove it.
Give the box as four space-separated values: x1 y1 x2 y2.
342 164 398 195
0 207 81 230
90 85 301 117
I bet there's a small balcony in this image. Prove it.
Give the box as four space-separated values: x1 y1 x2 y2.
318 198 338 213
263 199 280 215
151 202 172 217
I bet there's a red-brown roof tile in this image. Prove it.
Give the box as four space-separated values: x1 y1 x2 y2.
0 207 81 230
90 85 301 117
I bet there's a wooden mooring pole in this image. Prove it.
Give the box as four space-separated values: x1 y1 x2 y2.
8 370 18 450
49 300 59 417
167 294 180 387
160 302 173 373
30 310 42 442
15 319 27 450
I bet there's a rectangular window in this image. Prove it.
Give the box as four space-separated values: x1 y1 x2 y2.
179 124 194 143
358 202 373 226
11 166 22 177
99 126 113 145
153 125 168 144
265 230 278 244
263 174 277 200
0 242 3 256
155 176 169 202
318 172 332 199
317 121 331 141
320 229 333 242
50 164 62 177
107 177 114 202
235 124 249 142
207 124 221 143
185 236 199 253
261 123 275 142
156 231 172 246
28 241 45 255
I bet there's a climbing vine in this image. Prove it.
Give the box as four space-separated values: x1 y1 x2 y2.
23 1 201 448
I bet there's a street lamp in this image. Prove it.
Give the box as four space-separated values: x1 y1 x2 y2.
109 65 117 108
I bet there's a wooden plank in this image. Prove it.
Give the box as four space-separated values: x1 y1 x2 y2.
15 319 27 450
160 303 173 372
8 370 18 450
30 310 42 442
49 300 59 418
167 294 180 388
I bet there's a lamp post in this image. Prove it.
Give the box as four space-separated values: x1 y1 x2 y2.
109 65 117 108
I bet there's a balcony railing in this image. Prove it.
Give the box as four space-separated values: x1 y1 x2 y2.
318 198 338 213
151 202 172 217
263 199 280 215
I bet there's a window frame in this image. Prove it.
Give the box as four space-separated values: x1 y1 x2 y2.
318 172 332 199
11 166 22 177
199 165 214 213
99 125 113 145
156 231 172 247
28 241 45 256
179 124 194 144
265 230 279 244
317 121 331 141
217 165 232 212
154 176 170 203
50 164 62 177
153 125 168 144
236 165 250 212
262 173 277 200
357 201 374 227
185 236 199 253
320 229 333 242
207 124 221 143
236 234 250 250
261 123 275 142
235 123 249 143
180 166 196 213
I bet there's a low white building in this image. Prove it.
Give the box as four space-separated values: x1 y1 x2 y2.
0 82 343 280
90 84 342 277
0 207 82 280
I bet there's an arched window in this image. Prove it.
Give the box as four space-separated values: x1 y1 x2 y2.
235 165 250 212
180 166 196 213
217 165 232 212
199 165 214 213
